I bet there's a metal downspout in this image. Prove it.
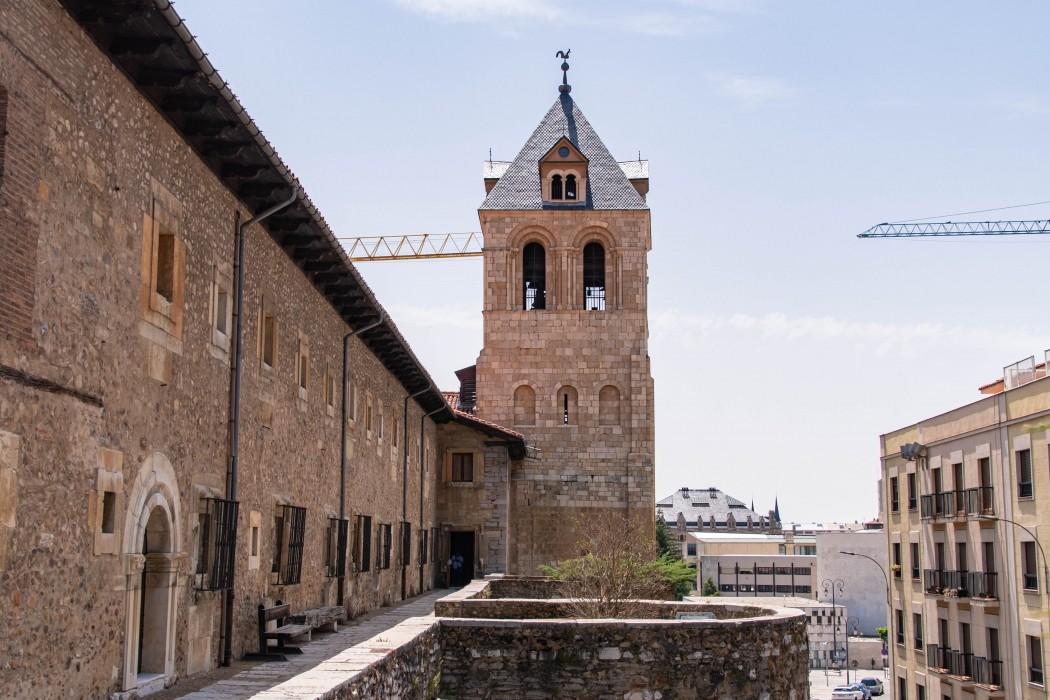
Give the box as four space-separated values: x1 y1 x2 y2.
338 312 386 606
420 404 446 590
400 386 430 601
222 188 298 667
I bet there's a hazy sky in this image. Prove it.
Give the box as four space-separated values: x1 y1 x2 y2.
174 0 1050 523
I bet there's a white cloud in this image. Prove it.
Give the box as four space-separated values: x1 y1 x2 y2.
707 72 796 105
652 309 1046 359
391 0 562 23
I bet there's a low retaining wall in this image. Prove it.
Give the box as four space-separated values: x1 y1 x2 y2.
251 578 810 700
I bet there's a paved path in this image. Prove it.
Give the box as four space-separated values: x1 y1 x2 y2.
173 589 448 699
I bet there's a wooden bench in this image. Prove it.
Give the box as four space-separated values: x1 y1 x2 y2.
288 605 347 633
256 601 312 658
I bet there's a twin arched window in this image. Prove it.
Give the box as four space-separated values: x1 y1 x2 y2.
550 173 578 201
512 384 621 427
521 240 607 311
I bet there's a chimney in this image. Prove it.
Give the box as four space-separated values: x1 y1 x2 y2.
454 365 477 413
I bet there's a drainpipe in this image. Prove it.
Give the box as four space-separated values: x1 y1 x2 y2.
222 187 298 667
400 386 431 601
419 404 446 591
338 312 386 606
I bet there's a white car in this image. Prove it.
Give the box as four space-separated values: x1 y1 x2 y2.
831 688 866 700
860 677 884 696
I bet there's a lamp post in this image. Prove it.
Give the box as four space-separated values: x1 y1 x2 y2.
841 551 893 679
823 578 845 675
977 514 1049 695
846 615 860 684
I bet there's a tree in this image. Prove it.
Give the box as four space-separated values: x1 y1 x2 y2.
655 515 681 561
540 511 691 617
701 576 719 596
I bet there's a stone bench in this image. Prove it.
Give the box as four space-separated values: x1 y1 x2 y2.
288 605 347 633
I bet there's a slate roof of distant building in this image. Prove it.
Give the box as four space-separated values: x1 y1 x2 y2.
480 93 648 211
656 487 772 527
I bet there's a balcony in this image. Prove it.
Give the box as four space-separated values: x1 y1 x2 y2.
923 568 944 594
920 487 995 521
972 656 1004 690
947 649 974 679
966 571 998 601
927 644 950 672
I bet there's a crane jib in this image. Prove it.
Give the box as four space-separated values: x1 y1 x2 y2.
858 219 1050 238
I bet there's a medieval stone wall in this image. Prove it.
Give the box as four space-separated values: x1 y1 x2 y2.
0 1 441 696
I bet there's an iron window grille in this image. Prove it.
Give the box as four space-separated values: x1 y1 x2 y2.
195 497 239 591
419 528 428 565
583 241 605 310
272 504 306 585
401 522 412 566
522 242 546 310
325 517 349 578
354 515 372 573
376 523 392 570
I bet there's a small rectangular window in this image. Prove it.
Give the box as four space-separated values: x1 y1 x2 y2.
911 542 920 580
101 491 117 534
452 453 474 482
1023 541 1039 590
907 472 917 510
401 522 412 566
1018 449 1034 498
196 498 239 591
380 523 392 569
890 476 900 512
261 310 277 369
354 515 372 573
272 504 306 585
347 383 358 422
419 528 428 565
155 230 175 303
1030 635 1044 685
913 612 924 649
896 609 905 645
893 542 902 578
296 338 309 395
325 517 349 578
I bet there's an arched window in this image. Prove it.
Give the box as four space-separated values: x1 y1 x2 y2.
565 174 577 200
583 242 605 311
559 385 578 425
522 242 546 310
550 174 563 200
513 385 536 426
598 385 620 426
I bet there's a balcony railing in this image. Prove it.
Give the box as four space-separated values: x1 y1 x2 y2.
927 644 950 672
947 649 974 679
942 569 970 597
920 487 995 520
967 571 998 600
972 656 1004 689
924 568 944 594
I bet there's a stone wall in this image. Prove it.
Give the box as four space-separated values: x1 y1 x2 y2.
0 2 445 697
438 614 809 700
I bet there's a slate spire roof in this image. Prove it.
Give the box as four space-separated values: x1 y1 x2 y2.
480 93 648 211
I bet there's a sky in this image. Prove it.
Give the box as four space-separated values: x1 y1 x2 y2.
174 0 1050 524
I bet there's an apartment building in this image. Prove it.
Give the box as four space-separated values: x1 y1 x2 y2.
881 354 1050 700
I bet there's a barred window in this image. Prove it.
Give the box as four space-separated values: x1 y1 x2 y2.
401 522 412 566
376 522 392 570
354 515 372 573
272 504 306 585
325 517 348 578
583 241 605 310
419 528 429 565
522 242 546 310
195 497 239 591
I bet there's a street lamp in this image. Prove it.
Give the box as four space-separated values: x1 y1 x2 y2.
841 551 893 679
977 514 1049 694
846 615 860 684
823 578 845 675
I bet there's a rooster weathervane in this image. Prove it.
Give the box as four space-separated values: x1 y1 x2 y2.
557 49 571 94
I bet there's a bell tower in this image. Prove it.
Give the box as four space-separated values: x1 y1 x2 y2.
474 56 655 574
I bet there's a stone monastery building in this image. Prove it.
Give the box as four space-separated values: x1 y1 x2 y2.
0 1 655 697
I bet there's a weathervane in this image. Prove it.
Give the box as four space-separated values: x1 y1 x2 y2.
556 49 571 94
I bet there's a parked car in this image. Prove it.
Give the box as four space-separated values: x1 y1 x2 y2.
831 687 865 700
849 682 873 699
860 677 885 696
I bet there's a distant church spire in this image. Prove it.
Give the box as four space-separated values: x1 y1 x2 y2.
556 49 571 94
774 496 781 522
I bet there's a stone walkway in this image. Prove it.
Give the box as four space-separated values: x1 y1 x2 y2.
172 589 449 699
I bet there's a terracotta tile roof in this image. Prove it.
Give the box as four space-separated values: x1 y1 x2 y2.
441 391 525 441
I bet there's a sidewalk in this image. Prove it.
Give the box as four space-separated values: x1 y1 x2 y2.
168 589 448 699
